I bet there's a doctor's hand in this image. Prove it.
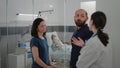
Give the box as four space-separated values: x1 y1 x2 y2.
72 37 84 47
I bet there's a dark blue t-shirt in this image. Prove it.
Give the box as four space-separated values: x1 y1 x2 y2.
70 24 93 68
30 37 49 68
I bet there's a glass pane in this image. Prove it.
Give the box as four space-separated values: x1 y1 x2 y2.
7 0 33 68
0 0 7 68
0 0 89 68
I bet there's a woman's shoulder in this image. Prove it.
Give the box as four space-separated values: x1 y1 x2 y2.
88 36 102 45
31 37 39 41
83 36 104 51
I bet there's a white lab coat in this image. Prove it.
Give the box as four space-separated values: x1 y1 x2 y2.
76 35 112 68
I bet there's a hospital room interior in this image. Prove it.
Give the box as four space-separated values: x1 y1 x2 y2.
0 0 120 68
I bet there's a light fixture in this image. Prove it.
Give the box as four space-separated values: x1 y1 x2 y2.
49 5 53 8
16 9 54 17
16 13 37 17
38 9 54 13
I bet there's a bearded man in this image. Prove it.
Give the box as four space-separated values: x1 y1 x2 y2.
70 9 93 68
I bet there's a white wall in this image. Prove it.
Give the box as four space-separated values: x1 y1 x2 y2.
0 0 7 27
0 0 66 27
65 0 81 26
7 0 33 26
34 0 64 26
80 1 96 26
96 0 120 68
0 0 83 26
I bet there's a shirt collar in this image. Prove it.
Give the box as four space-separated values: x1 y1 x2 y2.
91 32 97 38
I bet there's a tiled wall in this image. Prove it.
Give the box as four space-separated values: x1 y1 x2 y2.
0 26 75 35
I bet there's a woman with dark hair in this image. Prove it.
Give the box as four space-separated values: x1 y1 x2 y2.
30 18 55 68
72 11 112 68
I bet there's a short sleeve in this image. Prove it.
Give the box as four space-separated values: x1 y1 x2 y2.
30 37 39 48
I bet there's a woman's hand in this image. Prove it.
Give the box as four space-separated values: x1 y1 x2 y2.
50 62 56 68
72 37 84 47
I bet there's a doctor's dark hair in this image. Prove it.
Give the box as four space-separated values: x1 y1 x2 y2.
31 18 46 38
91 11 109 46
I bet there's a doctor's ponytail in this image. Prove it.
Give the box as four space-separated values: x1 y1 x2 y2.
97 29 109 46
91 11 109 46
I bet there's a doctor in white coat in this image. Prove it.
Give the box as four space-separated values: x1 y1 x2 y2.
72 11 112 68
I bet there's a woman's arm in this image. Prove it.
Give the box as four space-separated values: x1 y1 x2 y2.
32 46 51 68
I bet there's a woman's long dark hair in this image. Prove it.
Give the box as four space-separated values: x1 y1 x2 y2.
31 18 46 38
91 11 109 46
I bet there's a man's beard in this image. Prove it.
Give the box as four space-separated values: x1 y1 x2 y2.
75 20 86 27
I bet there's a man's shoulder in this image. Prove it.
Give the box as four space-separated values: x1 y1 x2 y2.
78 24 89 32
